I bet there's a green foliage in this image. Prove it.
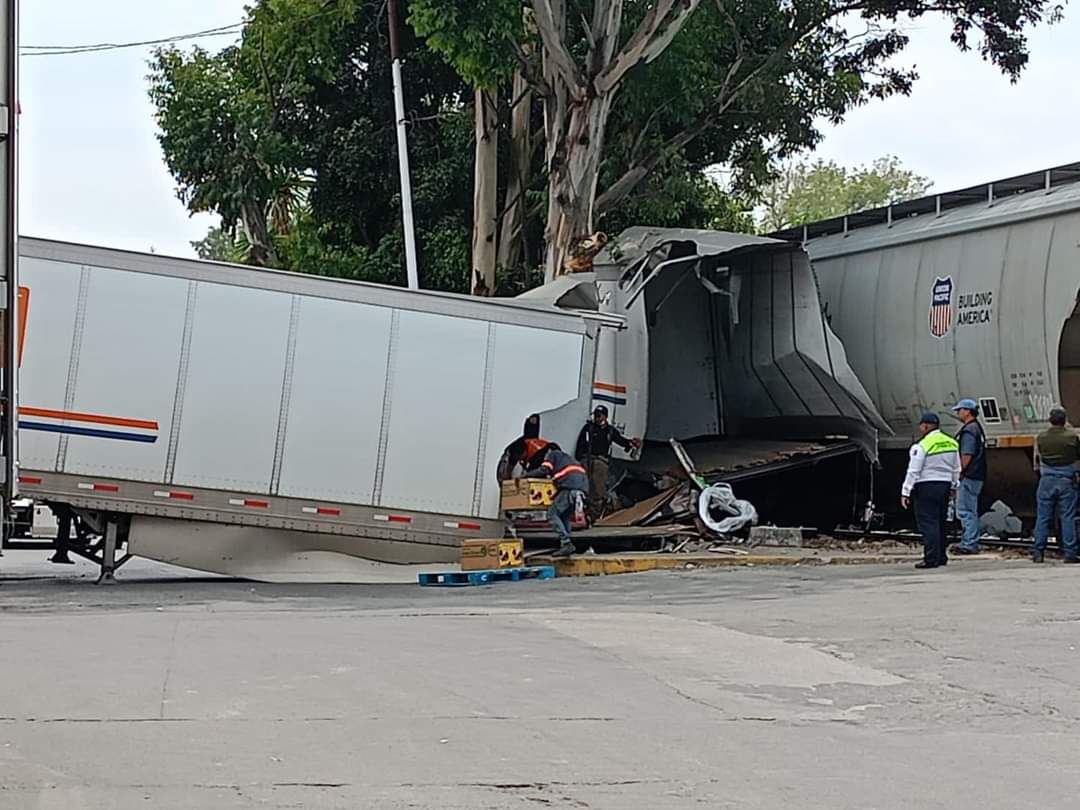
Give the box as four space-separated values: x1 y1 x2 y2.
152 0 475 289
602 158 755 237
411 0 1058 261
157 0 1056 291
759 156 932 232
409 0 524 87
149 45 291 226
191 226 249 263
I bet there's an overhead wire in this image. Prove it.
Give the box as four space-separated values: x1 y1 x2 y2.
20 23 244 56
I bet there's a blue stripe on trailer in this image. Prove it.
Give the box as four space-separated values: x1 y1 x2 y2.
418 565 556 587
19 421 158 443
592 393 627 406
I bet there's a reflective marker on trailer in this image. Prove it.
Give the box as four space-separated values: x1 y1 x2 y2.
78 482 120 492
373 514 412 523
154 490 195 501
443 521 482 530
302 506 342 516
18 475 42 485
228 498 269 509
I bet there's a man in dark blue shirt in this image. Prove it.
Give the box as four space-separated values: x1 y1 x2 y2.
952 398 987 554
535 444 588 558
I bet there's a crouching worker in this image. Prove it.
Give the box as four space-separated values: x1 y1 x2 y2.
535 444 589 558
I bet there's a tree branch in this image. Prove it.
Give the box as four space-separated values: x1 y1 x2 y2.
590 0 624 73
594 0 702 95
532 0 583 92
597 0 879 213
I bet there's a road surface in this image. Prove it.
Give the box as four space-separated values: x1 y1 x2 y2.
1 553 1077 808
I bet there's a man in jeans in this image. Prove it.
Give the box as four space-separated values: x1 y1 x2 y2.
1032 406 1080 564
952 399 987 554
534 444 589 558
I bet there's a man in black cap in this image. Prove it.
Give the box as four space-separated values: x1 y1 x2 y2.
575 405 641 521
901 411 961 569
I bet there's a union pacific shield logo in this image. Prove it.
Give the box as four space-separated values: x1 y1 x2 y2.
928 276 953 338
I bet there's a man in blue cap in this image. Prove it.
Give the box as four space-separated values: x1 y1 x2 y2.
952 398 987 554
902 411 961 569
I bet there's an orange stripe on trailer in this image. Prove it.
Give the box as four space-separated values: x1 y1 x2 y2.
19 406 159 431
996 435 1035 448
593 381 627 393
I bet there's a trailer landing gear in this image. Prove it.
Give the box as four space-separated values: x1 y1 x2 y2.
96 520 121 585
52 508 131 584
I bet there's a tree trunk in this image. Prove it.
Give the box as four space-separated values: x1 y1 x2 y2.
531 0 701 282
497 71 532 277
471 86 499 296
239 199 278 267
543 93 613 282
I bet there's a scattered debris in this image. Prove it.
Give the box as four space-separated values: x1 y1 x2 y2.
698 483 758 538
748 526 804 548
586 439 760 553
980 500 1023 538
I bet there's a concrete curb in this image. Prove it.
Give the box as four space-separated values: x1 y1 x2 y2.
535 552 920 577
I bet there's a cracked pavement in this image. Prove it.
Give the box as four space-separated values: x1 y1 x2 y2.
1 554 1079 808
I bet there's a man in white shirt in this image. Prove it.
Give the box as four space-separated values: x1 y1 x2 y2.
902 412 961 569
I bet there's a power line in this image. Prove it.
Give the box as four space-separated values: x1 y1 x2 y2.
20 23 243 56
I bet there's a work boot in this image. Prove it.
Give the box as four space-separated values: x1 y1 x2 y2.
1032 551 1045 563
954 546 980 555
550 543 575 559
1063 556 1080 564
49 553 74 565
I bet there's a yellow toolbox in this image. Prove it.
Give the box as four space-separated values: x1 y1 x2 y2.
500 477 556 510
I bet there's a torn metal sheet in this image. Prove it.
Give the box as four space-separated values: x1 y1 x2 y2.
596 487 680 528
635 438 859 483
524 227 890 463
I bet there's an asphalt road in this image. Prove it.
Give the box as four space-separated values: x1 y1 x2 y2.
1 553 1078 809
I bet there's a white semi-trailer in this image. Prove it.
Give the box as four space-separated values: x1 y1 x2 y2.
14 238 607 581
9 228 888 582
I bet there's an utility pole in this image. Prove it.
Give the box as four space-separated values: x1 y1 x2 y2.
0 0 17 544
386 0 419 290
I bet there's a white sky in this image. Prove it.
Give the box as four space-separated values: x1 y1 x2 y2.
19 2 1080 258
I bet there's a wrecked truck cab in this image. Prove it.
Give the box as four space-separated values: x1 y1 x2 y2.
521 227 890 471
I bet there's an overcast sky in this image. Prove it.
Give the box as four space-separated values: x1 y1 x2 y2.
19 1 1080 258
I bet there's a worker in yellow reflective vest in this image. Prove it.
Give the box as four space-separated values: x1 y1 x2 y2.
901 412 961 569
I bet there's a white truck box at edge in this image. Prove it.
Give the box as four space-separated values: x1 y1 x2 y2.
16 238 601 579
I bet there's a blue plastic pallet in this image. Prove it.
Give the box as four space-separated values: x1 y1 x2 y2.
418 565 556 587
